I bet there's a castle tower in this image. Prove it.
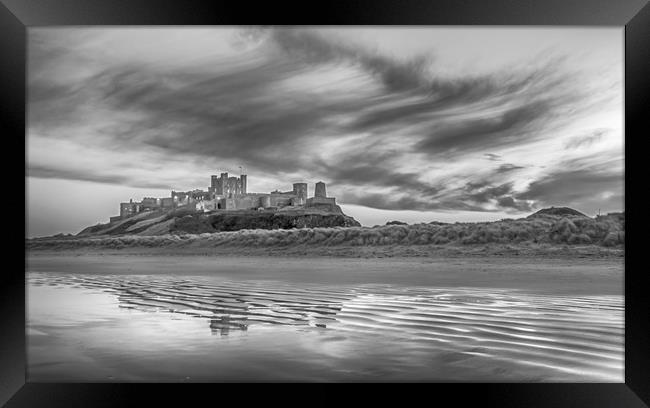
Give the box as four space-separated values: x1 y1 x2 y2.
214 172 228 195
293 183 307 204
241 174 247 195
315 181 326 198
210 175 221 195
220 173 229 196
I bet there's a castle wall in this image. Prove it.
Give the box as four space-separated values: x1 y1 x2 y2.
224 198 236 209
160 197 174 209
214 192 300 210
141 197 159 206
270 194 294 207
233 194 262 209
217 195 261 210
196 200 218 212
307 196 336 206
306 196 337 211
120 202 141 218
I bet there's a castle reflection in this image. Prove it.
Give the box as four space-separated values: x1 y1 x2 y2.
37 274 347 336
209 315 249 336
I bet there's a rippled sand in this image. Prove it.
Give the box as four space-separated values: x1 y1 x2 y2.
26 256 623 382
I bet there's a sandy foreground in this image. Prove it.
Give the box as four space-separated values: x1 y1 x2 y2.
26 252 623 295
26 252 624 381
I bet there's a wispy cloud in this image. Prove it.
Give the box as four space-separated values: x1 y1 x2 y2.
516 155 624 214
495 163 526 173
483 153 502 162
564 128 610 149
27 27 624 218
27 164 173 189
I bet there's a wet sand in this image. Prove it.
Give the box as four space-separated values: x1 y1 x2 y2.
27 253 623 295
26 254 624 382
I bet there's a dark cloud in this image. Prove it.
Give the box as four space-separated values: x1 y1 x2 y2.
310 153 447 211
416 100 554 154
251 28 583 152
28 78 93 132
483 153 502 161
496 196 533 212
328 164 536 213
27 27 621 216
466 182 514 203
517 169 622 202
465 180 491 191
564 128 609 149
27 164 173 189
345 67 566 133
495 163 526 173
459 181 533 212
29 28 581 170
267 28 432 93
315 153 442 194
517 168 623 214
342 192 488 212
31 59 367 174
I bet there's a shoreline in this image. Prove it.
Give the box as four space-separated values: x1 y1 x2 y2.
26 252 623 296
26 243 624 260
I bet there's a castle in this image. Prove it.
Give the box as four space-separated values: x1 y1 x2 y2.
111 171 338 222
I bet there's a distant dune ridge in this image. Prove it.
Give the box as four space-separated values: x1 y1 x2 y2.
28 207 624 254
527 207 587 217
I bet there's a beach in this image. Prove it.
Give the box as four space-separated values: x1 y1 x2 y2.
26 252 624 382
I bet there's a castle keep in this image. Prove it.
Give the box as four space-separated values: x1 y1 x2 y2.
112 171 338 222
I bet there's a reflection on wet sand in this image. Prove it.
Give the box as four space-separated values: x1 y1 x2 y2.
210 316 248 336
27 272 624 382
31 273 348 335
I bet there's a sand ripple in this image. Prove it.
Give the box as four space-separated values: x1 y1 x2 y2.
28 273 623 381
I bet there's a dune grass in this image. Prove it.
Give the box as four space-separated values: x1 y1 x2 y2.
28 213 624 255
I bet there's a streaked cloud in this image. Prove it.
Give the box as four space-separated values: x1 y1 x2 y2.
564 128 610 149
27 27 624 236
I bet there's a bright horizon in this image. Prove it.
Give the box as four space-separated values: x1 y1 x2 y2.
27 27 624 237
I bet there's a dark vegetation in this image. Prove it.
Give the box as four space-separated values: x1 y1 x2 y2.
175 211 361 233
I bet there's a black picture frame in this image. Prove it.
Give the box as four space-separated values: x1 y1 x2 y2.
3 0 649 406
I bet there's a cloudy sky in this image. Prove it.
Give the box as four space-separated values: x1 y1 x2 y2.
27 27 624 237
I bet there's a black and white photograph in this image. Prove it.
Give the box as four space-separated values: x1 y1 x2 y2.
25 26 625 383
